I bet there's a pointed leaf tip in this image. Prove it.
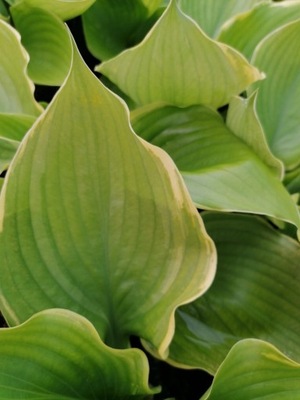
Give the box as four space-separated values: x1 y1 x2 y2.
0 35 216 358
98 0 263 108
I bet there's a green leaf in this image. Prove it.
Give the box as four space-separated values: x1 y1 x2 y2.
219 1 300 60
201 339 300 399
0 113 35 172
82 0 164 60
227 93 283 179
0 309 156 399
250 19 300 169
0 37 216 357
11 3 72 85
285 166 300 195
98 0 262 109
131 104 300 228
165 213 300 374
0 113 35 142
179 0 267 38
14 0 95 20
0 19 42 115
0 138 19 174
0 0 9 20
142 0 162 13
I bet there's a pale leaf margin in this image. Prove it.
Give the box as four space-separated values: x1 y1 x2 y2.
0 30 217 360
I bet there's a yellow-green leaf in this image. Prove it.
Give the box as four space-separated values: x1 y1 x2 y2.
0 37 216 358
0 19 42 115
98 0 262 109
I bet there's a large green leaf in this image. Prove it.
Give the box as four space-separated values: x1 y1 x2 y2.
0 309 156 399
250 19 300 169
11 3 72 85
219 1 300 60
178 0 266 38
226 93 283 179
98 0 262 109
0 38 216 357
0 19 42 115
201 339 300 399
82 0 163 61
165 213 300 374
131 104 300 227
13 0 95 20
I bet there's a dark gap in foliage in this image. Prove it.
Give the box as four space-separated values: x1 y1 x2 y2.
34 85 59 104
34 17 100 104
130 336 213 399
217 104 228 121
67 16 100 72
0 313 8 328
0 170 6 178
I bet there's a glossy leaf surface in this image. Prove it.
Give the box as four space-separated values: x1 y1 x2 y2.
132 104 300 227
201 339 300 399
98 0 262 109
250 19 300 169
0 309 156 399
0 39 216 357
167 213 300 373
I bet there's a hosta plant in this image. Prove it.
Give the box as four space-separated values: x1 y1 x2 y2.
0 0 300 398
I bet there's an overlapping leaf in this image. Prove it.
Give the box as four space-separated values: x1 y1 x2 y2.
0 0 8 20
0 20 41 115
285 167 300 195
11 3 72 85
98 0 262 109
82 0 164 60
0 114 35 173
131 104 300 227
0 309 156 399
201 339 300 399
179 0 266 38
227 93 283 178
0 20 41 170
0 38 216 357
250 19 300 169
165 213 300 373
12 0 95 20
219 1 300 60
